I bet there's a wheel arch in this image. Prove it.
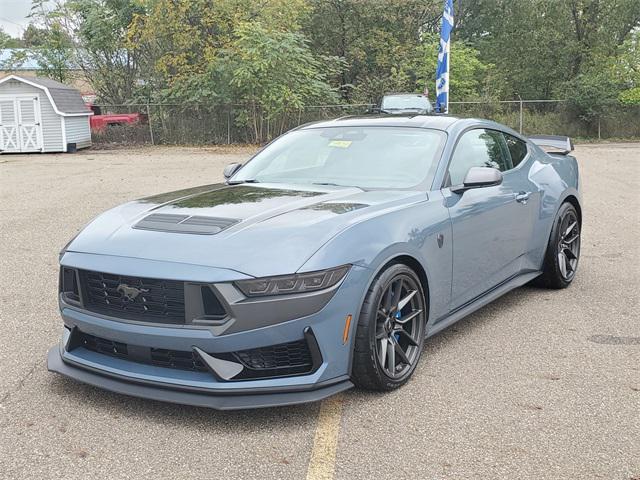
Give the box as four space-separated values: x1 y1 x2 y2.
378 253 430 319
562 194 582 225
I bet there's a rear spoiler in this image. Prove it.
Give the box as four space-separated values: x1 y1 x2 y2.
528 135 574 155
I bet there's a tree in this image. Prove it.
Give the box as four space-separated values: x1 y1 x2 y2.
128 0 310 99
21 24 47 47
32 22 74 83
0 28 23 48
64 0 147 104
225 22 339 136
304 0 445 102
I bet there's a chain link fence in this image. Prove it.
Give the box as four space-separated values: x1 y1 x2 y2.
90 100 639 147
449 100 640 139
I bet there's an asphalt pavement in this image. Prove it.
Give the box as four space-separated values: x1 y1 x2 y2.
0 143 638 480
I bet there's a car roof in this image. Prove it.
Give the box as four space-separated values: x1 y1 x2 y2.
300 114 464 132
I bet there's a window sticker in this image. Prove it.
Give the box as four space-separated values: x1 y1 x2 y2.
328 140 352 148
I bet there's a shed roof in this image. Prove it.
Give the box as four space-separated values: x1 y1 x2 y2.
0 74 91 116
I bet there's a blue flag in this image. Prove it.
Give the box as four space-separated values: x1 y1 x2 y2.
435 0 454 113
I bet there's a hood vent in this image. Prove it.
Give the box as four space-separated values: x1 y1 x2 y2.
133 213 239 235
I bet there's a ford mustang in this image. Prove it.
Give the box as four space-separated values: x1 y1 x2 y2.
48 115 582 409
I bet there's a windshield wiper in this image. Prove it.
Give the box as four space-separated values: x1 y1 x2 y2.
227 179 259 185
311 182 347 187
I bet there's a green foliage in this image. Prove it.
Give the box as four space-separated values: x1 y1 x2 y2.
31 22 74 83
564 65 621 120
619 87 640 105
5 18 74 83
166 21 340 140
0 29 23 48
21 24 47 47
226 22 339 114
65 0 146 103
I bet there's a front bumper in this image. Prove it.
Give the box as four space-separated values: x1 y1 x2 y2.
49 255 370 409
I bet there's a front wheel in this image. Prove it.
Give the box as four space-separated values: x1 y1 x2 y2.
352 263 427 391
534 202 581 289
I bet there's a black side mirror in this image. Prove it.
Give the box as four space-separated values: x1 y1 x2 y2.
223 162 242 179
451 166 503 194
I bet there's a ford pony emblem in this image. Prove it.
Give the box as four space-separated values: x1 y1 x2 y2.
117 284 149 301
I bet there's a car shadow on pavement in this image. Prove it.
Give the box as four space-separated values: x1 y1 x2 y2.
48 375 319 431
343 284 545 403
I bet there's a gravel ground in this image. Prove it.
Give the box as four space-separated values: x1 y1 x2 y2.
0 143 638 480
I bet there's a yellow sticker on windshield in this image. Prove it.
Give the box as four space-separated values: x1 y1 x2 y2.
328 140 352 148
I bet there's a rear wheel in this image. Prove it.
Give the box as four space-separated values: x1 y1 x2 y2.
352 263 427 391
534 202 581 289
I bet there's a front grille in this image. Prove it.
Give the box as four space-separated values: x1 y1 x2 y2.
73 330 316 380
78 270 186 324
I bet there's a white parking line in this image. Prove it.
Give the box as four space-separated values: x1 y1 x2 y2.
306 394 345 480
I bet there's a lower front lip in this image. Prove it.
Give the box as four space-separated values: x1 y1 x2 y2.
48 346 353 410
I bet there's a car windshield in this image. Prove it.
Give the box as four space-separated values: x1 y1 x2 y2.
231 127 445 189
381 95 432 111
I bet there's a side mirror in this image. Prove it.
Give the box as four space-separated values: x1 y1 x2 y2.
451 166 503 194
223 162 242 179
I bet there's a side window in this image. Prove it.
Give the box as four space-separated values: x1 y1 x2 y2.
504 133 528 167
448 129 512 185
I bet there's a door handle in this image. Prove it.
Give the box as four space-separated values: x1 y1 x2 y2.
514 191 531 204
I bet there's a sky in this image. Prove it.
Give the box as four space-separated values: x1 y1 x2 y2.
0 0 39 38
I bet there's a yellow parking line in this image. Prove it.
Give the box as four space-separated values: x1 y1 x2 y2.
306 394 345 480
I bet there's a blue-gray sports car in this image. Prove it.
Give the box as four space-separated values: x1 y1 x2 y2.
48 115 582 409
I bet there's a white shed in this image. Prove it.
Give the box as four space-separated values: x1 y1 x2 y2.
0 75 92 153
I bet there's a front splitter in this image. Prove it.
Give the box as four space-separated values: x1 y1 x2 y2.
47 347 353 410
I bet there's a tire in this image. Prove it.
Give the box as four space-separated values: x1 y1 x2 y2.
352 263 427 391
533 202 581 289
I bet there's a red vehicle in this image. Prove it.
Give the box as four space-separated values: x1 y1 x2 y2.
85 103 147 132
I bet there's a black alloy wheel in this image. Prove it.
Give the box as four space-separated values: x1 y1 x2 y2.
535 202 581 289
557 209 580 281
352 263 427 390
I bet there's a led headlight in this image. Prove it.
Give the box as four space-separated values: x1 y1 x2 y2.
235 265 350 297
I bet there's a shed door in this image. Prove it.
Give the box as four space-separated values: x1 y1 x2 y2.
0 98 20 152
16 96 43 152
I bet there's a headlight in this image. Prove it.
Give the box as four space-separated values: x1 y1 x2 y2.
234 265 350 297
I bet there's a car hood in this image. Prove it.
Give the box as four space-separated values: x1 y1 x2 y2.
66 183 425 278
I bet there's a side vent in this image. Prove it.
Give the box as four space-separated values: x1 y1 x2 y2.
133 213 238 235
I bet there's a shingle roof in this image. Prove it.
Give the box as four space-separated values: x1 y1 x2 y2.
0 75 91 115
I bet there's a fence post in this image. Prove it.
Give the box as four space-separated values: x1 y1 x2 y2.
227 109 231 144
147 102 155 145
519 98 523 134
598 116 601 140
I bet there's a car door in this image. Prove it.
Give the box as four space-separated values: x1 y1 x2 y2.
443 128 536 310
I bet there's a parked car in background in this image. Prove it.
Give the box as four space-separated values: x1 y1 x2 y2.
49 115 581 409
376 93 433 114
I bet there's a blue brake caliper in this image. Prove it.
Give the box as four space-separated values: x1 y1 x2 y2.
394 311 401 341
